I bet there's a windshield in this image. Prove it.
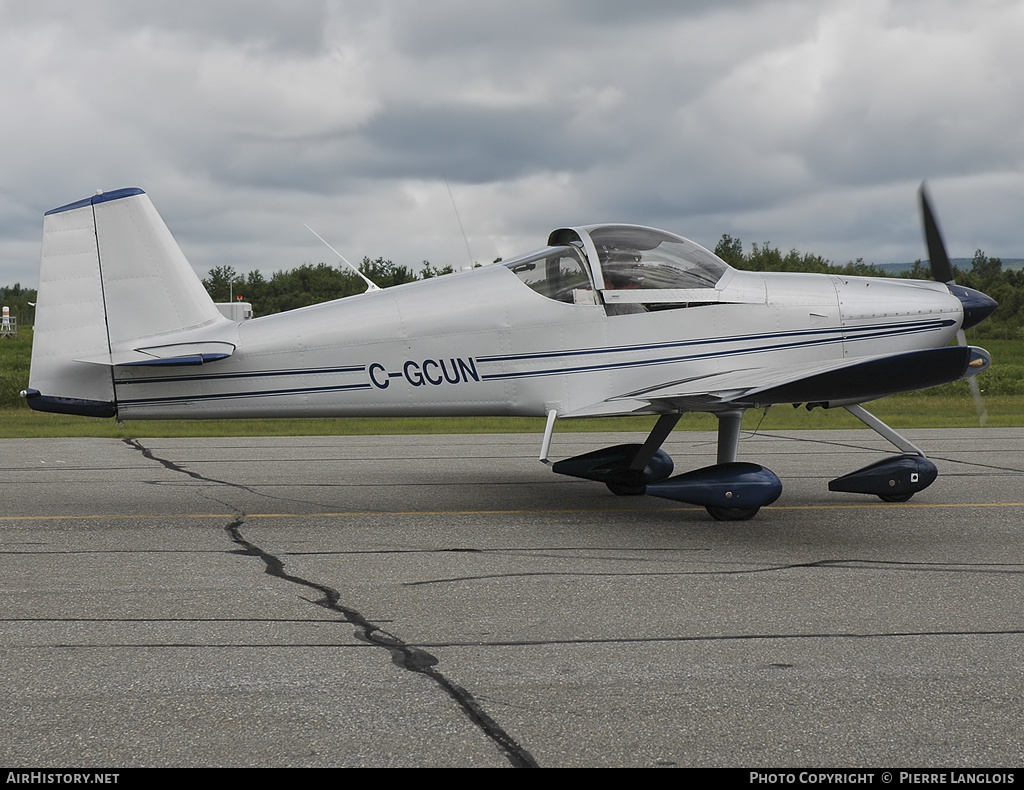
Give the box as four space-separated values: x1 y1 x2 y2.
503 245 592 303
588 226 727 290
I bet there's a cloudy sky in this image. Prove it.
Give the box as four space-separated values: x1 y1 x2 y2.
2 0 1022 288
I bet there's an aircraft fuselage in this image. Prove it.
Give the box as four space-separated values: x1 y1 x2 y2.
111 264 964 420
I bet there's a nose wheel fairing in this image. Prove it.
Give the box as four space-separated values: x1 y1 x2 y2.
828 454 938 501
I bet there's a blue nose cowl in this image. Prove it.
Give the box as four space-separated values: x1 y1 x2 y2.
948 284 998 329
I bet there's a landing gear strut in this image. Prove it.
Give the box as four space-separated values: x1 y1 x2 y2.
828 405 938 502
703 411 758 521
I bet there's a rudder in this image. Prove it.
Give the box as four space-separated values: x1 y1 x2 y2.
25 188 227 417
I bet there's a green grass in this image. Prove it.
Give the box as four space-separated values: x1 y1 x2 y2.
2 328 1020 438
0 326 32 410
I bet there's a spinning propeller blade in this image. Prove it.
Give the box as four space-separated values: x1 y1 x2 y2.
920 184 956 285
919 183 990 425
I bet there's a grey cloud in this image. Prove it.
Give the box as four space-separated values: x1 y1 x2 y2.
3 0 332 53
2 0 1023 289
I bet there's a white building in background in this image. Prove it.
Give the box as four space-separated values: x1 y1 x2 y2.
0 306 15 338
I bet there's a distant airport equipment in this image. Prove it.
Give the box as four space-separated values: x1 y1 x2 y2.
0 306 14 338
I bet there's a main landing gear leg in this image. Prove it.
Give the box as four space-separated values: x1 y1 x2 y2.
704 409 761 521
716 409 744 464
607 413 682 496
629 413 682 470
546 412 677 496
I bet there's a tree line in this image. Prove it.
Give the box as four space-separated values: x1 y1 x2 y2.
713 236 1023 339
204 238 1024 339
201 258 454 315
3 240 1023 338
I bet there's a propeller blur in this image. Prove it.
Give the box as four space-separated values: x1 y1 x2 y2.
920 184 996 424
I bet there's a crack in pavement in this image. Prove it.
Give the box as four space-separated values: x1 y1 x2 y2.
403 557 1024 586
123 438 336 511
125 437 538 768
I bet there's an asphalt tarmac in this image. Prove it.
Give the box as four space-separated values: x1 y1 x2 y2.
1 429 1022 768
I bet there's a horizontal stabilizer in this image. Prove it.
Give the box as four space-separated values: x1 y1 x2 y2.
76 341 236 367
118 353 231 367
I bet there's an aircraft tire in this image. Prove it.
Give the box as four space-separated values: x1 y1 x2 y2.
706 505 760 521
878 492 914 503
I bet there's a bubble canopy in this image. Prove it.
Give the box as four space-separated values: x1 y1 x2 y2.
585 225 728 291
503 224 730 304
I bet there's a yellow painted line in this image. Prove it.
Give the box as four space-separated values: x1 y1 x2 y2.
769 502 1024 511
2 509 644 521
0 513 236 521
2 501 1024 522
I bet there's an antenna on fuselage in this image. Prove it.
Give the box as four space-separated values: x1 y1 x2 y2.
304 224 380 292
443 174 475 270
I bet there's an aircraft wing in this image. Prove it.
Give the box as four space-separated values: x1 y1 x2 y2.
565 346 990 416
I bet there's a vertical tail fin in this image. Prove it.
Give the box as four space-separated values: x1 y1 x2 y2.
25 188 225 416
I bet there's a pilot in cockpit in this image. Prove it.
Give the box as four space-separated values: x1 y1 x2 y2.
600 247 647 315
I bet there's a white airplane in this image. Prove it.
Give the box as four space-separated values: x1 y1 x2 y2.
23 187 996 520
